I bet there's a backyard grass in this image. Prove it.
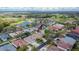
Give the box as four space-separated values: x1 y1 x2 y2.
36 39 44 44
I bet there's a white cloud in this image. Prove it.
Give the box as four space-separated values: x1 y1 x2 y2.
0 0 79 7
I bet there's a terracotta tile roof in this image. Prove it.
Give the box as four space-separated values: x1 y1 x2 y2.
54 37 75 50
72 26 79 34
12 39 28 48
48 24 64 30
57 41 72 50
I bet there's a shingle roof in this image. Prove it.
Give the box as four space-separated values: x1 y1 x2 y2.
66 33 79 40
37 42 47 49
0 44 16 51
0 33 10 41
24 32 43 44
64 36 76 45
24 35 36 44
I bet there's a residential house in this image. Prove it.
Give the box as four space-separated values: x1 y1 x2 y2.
23 28 34 33
65 20 74 24
35 24 44 32
0 33 11 41
16 30 23 35
16 21 31 28
32 32 43 39
47 45 63 51
72 20 79 25
48 24 64 31
39 45 47 51
0 43 16 51
12 39 28 48
9 30 24 37
66 33 79 40
47 18 55 26
67 26 79 40
54 36 76 51
37 42 47 49
24 35 36 44
71 26 79 34
64 36 76 45
23 32 44 47
9 32 17 37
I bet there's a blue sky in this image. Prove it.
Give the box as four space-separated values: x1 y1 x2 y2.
0 7 79 12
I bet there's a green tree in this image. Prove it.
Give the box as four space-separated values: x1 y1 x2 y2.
36 39 44 44
0 23 4 32
0 39 3 44
32 46 38 51
17 45 28 51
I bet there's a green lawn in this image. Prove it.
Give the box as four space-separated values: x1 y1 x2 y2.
36 39 44 44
